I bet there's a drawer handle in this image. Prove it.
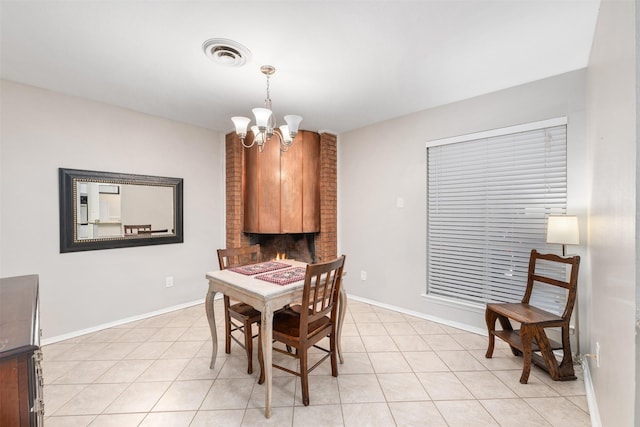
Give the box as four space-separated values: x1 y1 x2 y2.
30 398 44 415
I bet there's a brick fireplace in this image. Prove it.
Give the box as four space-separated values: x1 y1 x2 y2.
225 132 337 263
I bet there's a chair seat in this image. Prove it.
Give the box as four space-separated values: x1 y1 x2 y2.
273 307 331 338
229 302 261 320
486 303 563 325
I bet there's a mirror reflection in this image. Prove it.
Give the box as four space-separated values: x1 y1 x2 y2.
75 182 175 240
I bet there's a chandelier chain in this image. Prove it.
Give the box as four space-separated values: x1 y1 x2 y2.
264 74 274 129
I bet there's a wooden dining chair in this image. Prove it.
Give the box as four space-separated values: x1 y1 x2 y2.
258 255 346 406
217 245 263 374
485 249 580 384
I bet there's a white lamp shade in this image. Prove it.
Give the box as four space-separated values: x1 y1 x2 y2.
284 115 302 136
252 108 272 128
231 116 250 136
250 126 266 145
279 125 292 143
546 215 579 245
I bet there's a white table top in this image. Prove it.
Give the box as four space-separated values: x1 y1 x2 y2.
205 259 308 299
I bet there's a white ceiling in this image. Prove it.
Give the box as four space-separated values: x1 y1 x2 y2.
0 1 600 134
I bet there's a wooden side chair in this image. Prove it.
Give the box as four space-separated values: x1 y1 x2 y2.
485 249 580 384
258 255 346 406
217 245 263 374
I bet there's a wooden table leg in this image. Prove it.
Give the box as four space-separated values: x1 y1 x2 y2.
205 288 218 369
261 305 274 418
337 287 347 364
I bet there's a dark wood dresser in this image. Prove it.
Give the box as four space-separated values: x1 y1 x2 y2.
0 275 43 426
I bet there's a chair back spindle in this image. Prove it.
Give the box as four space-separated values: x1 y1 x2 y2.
217 244 262 269
299 258 345 337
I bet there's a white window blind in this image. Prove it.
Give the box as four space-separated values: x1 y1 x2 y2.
427 122 568 314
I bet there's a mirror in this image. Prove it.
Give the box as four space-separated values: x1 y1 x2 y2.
59 168 183 252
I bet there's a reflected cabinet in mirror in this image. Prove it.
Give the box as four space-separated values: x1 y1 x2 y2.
59 168 184 253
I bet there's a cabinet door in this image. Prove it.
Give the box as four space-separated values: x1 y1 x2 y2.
244 134 281 233
257 135 282 233
280 135 303 233
243 135 260 233
0 352 35 427
243 130 320 233
0 356 22 426
301 132 320 232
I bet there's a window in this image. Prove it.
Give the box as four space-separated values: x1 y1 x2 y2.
426 118 568 314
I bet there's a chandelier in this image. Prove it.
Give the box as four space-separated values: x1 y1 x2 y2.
231 65 302 152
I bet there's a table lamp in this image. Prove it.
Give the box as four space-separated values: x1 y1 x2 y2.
546 215 579 256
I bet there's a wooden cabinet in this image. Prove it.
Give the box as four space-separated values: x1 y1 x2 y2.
243 130 320 233
0 275 43 427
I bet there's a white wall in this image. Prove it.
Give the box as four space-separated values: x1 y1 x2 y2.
0 80 225 340
585 0 637 425
339 69 588 336
121 184 174 233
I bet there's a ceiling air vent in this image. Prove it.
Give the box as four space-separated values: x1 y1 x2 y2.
202 38 251 67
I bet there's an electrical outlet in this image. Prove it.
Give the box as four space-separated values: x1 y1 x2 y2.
165 276 174 288
360 271 367 281
595 341 600 368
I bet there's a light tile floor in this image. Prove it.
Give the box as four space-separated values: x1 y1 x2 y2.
42 299 591 426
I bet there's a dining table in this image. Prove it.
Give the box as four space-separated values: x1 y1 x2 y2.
204 258 346 418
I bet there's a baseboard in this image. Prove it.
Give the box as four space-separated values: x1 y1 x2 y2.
347 294 488 336
582 359 602 427
41 296 219 346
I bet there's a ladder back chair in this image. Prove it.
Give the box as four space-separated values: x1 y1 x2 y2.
217 245 263 374
259 255 346 406
485 249 580 384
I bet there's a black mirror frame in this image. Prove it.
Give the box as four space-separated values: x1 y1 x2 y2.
59 168 184 253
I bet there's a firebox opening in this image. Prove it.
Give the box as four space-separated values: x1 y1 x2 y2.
248 233 316 264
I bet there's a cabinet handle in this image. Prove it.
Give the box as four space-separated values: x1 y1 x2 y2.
34 350 45 386
37 369 44 386
31 398 44 414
